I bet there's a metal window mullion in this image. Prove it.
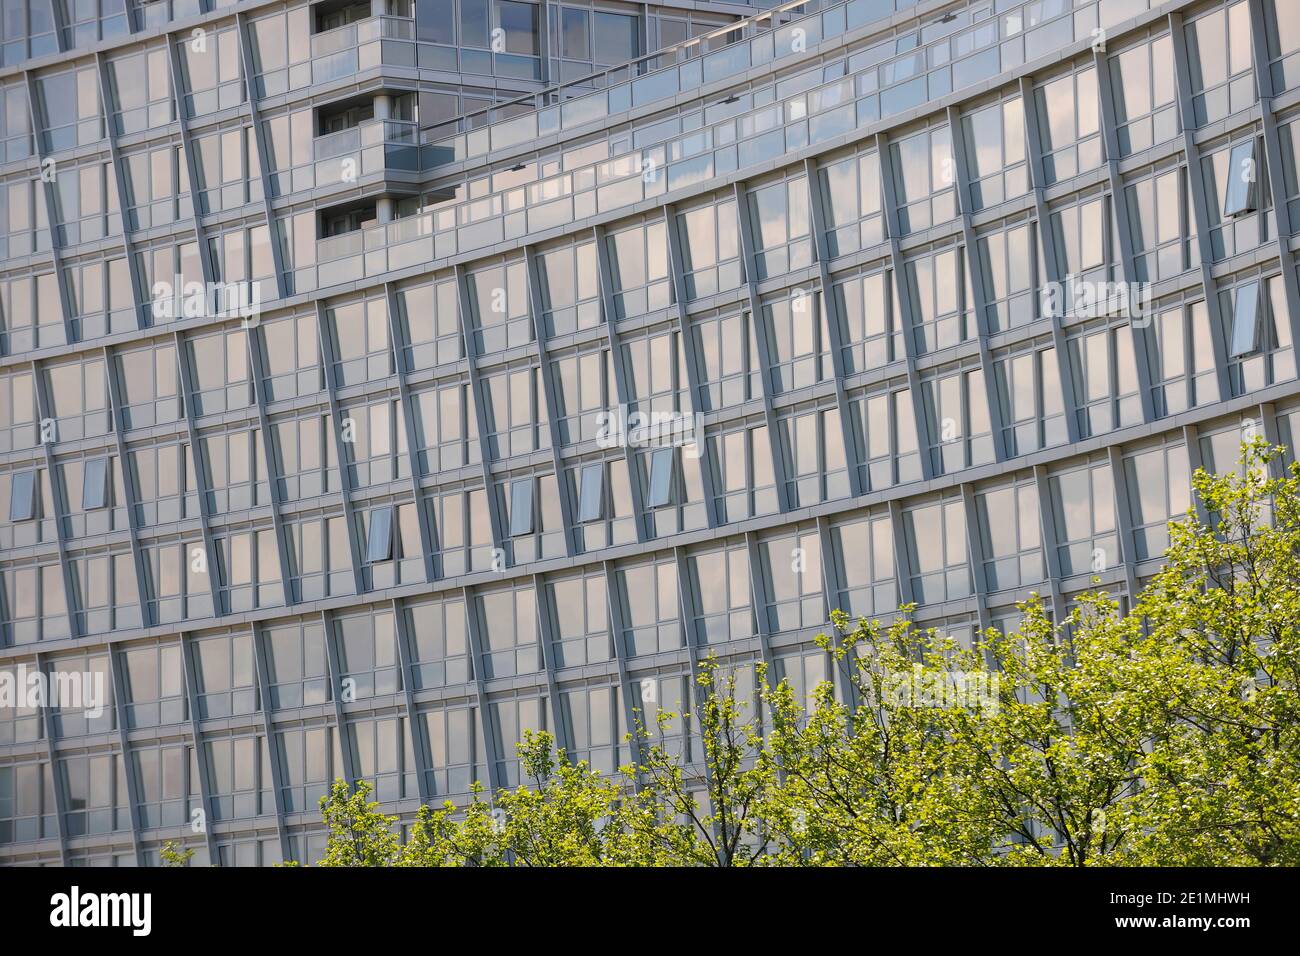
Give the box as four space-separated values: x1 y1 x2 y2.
166 35 218 286
803 158 870 493
591 224 652 541
668 544 715 802
34 651 70 864
1092 50 1157 424
248 623 292 862
873 133 938 481
601 560 644 785
1106 446 1142 601
172 330 224 616
382 282 438 582
522 247 578 554
731 181 795 510
383 597 432 806
945 107 1011 461
94 51 148 333
1167 14 1234 402
1248 0 1300 356
178 633 221 863
742 531 777 675
1181 423 1213 526
460 585 506 795
241 323 296 597
30 359 81 640
1031 464 1067 615
47 0 68 53
235 11 290 301
813 515 857 709
1018 77 1084 445
1256 402 1286 479
454 263 508 557
22 73 77 347
530 573 572 760
312 301 366 595
662 202 722 526
887 498 917 608
106 642 145 865
321 609 359 787
101 345 154 622
958 483 992 631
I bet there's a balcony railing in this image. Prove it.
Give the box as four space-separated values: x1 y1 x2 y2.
290 0 1150 295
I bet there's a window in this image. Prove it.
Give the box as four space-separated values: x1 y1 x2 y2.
1223 140 1258 217
646 448 674 507
366 506 394 562
578 462 604 522
9 470 34 521
509 478 533 535
1229 281 1261 357
903 498 970 603
818 149 882 256
81 457 108 509
976 482 1043 591
1049 462 1118 576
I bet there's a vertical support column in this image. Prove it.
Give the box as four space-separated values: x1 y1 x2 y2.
732 181 795 511
171 331 225 616
959 483 992 632
107 639 146 866
22 74 77 347
663 201 722 527
102 345 154 622
1181 424 1212 526
240 324 296 598
1031 464 1068 618
1018 77 1085 444
249 623 292 862
389 598 433 803
235 11 291 301
312 302 367 596
1167 14 1234 402
460 586 505 795
179 633 221 864
454 264 508 558
873 133 938 480
166 36 218 286
1092 49 1157 424
1106 446 1142 604
321 610 359 787
522 247 578 554
530 573 572 759
742 531 777 675
35 651 70 864
1247 0 1300 350
814 515 857 709
592 224 652 540
887 499 916 608
383 283 438 582
601 560 645 782
94 52 148 333
945 107 1012 460
803 157 871 492
30 360 81 640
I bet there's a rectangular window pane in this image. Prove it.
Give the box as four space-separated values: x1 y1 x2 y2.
578 463 603 522
9 471 34 521
1230 281 1261 357
646 448 673 507
1223 140 1257 217
81 457 108 509
366 507 393 562
509 479 533 536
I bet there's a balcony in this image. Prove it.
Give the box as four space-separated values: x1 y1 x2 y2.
313 118 421 184
308 15 417 86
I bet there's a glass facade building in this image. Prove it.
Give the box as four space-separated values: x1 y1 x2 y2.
2 0 1300 866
